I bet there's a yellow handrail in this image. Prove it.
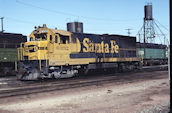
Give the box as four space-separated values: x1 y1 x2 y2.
17 48 20 60
39 59 42 71
46 55 48 67
15 60 17 72
22 44 24 60
18 43 25 61
20 43 23 60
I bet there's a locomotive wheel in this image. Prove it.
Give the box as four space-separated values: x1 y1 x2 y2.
78 68 88 76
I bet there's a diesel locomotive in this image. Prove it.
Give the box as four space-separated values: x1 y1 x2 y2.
16 24 141 80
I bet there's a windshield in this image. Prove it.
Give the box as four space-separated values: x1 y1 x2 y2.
34 33 47 41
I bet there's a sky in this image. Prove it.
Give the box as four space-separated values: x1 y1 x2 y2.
0 0 169 44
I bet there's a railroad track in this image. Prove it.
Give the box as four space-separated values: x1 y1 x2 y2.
0 65 168 98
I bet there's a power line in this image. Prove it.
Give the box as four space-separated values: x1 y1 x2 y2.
6 16 36 25
16 0 141 22
5 16 65 32
154 19 169 32
16 0 78 17
154 26 163 44
154 21 169 45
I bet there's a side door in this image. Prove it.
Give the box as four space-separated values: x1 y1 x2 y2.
47 34 54 53
55 34 70 65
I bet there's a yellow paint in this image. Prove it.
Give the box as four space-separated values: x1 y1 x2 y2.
82 38 119 54
20 43 23 60
15 60 17 72
39 59 41 71
110 40 119 53
17 48 20 60
105 43 109 53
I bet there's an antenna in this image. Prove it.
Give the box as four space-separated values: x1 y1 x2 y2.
125 28 132 36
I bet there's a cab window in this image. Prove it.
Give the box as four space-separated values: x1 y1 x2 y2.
59 34 69 44
34 33 47 41
50 35 52 42
41 34 47 40
55 35 58 43
34 34 40 41
30 37 33 41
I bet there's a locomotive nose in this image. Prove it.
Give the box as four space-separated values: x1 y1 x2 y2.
23 41 48 60
24 45 38 53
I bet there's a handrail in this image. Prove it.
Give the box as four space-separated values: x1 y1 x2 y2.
17 43 24 61
20 43 23 60
17 48 20 60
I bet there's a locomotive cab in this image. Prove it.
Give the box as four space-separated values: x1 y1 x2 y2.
23 25 49 60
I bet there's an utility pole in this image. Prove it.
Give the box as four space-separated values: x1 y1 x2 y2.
0 17 4 32
125 28 132 36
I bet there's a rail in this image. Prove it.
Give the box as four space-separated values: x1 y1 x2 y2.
0 65 168 98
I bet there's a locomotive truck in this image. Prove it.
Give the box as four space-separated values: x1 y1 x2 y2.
16 24 141 80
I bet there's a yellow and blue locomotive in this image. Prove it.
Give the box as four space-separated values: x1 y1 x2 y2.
17 24 140 80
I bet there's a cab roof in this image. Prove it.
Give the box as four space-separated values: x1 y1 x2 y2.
50 29 71 36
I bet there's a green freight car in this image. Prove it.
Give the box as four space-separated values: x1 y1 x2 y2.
0 32 27 76
136 42 167 65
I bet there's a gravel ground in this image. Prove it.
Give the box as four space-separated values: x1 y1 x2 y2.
0 71 170 113
136 102 170 113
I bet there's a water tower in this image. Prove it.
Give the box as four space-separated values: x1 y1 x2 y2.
137 3 168 60
143 3 155 44
143 3 155 59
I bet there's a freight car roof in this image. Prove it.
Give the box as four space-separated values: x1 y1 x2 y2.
0 32 27 48
0 32 26 36
136 42 167 49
